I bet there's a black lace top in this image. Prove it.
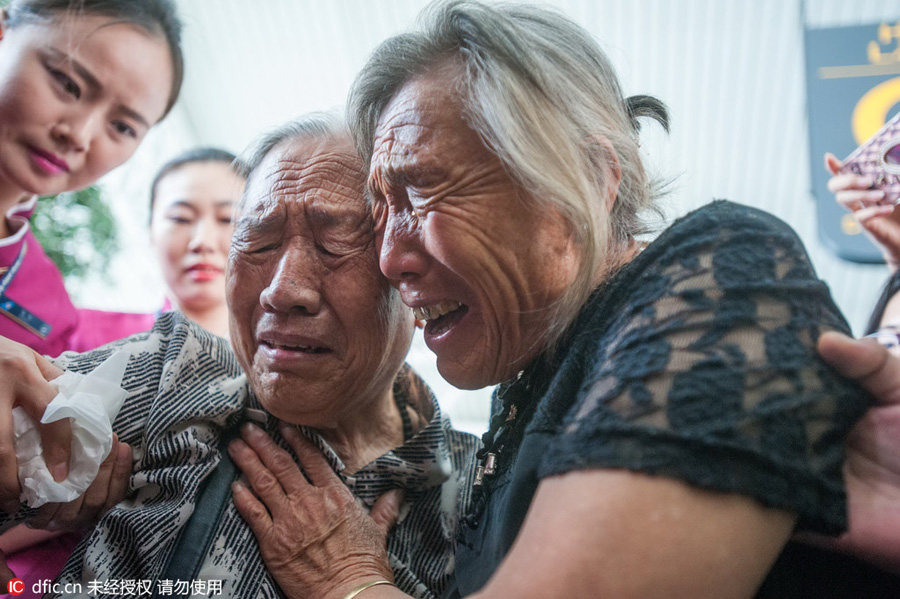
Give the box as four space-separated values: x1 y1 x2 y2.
446 200 869 598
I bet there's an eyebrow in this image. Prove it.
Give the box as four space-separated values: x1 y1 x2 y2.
48 47 152 129
164 199 235 211
162 200 198 213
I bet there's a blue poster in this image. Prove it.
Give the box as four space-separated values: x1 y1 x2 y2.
806 21 900 263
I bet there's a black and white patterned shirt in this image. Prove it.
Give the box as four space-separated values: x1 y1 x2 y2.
14 312 478 599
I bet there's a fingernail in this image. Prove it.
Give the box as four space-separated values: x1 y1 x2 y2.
51 461 68 482
861 175 874 186
117 443 130 464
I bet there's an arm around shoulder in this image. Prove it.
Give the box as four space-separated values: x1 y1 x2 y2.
472 469 796 599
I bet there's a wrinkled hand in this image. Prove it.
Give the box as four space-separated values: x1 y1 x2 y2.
229 423 403 599
826 152 900 271
0 336 70 516
817 331 900 572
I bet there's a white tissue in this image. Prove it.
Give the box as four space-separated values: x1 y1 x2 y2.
13 350 130 508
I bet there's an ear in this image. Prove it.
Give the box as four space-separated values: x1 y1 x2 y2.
593 135 622 213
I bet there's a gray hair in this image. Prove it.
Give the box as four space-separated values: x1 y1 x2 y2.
348 0 668 350
241 111 349 178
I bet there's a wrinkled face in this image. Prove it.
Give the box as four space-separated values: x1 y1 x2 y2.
228 136 415 426
369 65 580 389
0 14 173 199
150 161 244 313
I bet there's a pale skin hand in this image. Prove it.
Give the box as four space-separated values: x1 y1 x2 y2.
826 152 900 271
0 336 132 585
810 331 900 572
0 336 72 515
232 422 797 599
0 435 132 581
229 423 402 599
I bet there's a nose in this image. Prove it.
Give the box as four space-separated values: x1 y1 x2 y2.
51 112 97 152
259 245 323 316
188 217 217 254
378 209 429 283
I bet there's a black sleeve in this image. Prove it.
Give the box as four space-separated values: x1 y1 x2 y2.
541 201 868 534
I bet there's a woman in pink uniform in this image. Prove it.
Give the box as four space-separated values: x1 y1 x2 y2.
69 147 245 350
0 0 184 357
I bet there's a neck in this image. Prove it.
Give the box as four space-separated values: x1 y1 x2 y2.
317 386 415 474
177 301 230 338
0 187 33 240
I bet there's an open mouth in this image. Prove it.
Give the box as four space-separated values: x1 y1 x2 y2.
413 300 469 336
263 341 332 354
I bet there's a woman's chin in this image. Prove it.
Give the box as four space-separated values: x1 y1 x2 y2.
436 354 494 390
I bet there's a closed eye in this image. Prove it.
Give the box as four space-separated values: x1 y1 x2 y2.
317 244 341 259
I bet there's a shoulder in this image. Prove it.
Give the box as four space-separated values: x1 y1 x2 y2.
663 200 802 242
54 311 241 380
648 201 811 274
612 200 823 303
68 308 158 352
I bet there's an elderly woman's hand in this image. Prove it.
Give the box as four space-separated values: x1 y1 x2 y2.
0 336 69 515
817 331 900 572
826 153 900 271
229 423 403 599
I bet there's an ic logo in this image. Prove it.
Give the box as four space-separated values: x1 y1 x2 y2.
6 578 24 595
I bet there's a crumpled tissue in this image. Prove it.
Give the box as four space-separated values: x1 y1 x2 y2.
12 350 130 508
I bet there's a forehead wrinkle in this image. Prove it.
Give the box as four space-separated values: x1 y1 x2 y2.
233 182 285 236
272 152 367 211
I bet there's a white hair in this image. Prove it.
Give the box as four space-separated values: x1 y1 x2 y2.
349 0 669 351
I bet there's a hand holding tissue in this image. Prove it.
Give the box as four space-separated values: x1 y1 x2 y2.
12 350 130 508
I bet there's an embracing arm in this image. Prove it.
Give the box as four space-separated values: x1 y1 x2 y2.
231 423 795 599
469 470 794 599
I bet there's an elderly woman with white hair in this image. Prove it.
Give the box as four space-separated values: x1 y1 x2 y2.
226 2 900 598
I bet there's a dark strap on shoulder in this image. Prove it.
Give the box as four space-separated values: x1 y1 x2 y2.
156 424 240 597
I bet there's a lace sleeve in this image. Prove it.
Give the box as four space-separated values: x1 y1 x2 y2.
540 203 867 534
